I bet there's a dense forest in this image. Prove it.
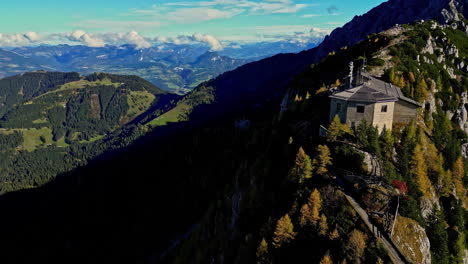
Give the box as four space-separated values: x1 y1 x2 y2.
0 72 178 192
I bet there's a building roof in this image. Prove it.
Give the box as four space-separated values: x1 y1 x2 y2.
330 73 422 107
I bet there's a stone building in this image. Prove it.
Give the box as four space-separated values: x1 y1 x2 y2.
329 72 422 133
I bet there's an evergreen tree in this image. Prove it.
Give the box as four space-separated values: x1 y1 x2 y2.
427 210 450 264
380 128 394 161
398 122 417 178
272 214 296 248
389 67 396 84
425 143 445 183
314 145 333 176
288 147 313 185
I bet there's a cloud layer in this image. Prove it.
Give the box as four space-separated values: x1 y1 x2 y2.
0 26 329 51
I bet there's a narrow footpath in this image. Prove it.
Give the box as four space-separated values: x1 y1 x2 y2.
344 192 406 264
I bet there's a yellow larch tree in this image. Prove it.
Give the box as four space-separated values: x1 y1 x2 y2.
346 229 367 263
320 255 333 264
314 145 333 175
299 189 322 227
318 214 329 236
288 147 313 184
272 214 296 248
256 238 268 258
412 144 432 197
452 157 466 201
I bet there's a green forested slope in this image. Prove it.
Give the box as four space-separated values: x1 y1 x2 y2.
0 72 177 192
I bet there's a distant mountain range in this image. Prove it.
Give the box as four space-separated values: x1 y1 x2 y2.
0 41 321 94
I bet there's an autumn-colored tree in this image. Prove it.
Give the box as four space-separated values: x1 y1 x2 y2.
329 227 340 240
272 214 296 248
334 79 342 87
408 72 416 83
305 91 311 100
412 144 432 197
392 179 408 196
299 189 322 226
346 229 367 263
256 238 268 258
398 75 406 89
314 145 333 175
289 147 313 184
299 203 312 228
320 255 333 264
452 157 466 200
328 115 344 141
309 189 322 223
415 78 428 101
318 214 329 236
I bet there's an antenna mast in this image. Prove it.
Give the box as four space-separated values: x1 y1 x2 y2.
349 61 354 89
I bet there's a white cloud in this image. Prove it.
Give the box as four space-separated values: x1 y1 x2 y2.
67 30 105 47
0 32 42 47
156 33 224 51
24 32 41 42
120 31 152 49
192 33 223 51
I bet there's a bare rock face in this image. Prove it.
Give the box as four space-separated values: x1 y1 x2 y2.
420 188 441 219
422 37 435 54
315 0 468 60
462 143 468 159
357 149 382 176
392 215 431 264
454 92 468 134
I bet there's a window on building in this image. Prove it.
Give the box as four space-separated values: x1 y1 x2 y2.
356 105 365 113
381 105 388 113
336 103 342 112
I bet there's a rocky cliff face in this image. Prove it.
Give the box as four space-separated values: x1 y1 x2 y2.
393 215 432 264
315 0 468 59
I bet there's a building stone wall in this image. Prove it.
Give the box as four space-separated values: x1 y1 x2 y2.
345 101 375 128
394 100 419 124
372 102 395 133
329 98 348 123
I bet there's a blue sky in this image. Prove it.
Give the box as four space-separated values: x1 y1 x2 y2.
0 0 387 48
